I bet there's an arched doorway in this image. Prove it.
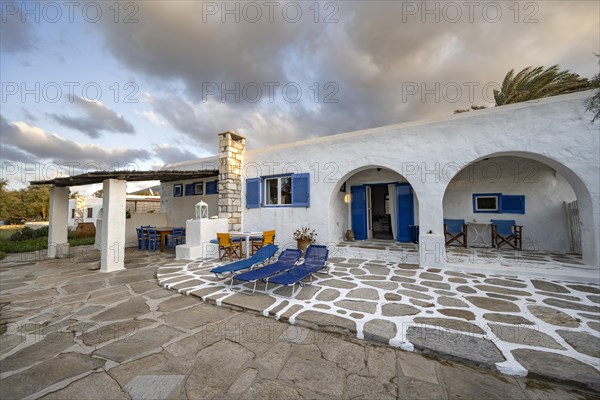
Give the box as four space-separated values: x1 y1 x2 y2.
329 166 420 244
442 152 597 265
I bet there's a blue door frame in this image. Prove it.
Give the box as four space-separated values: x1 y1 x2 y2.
351 182 414 242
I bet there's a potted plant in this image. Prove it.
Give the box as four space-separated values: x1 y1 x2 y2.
293 226 317 256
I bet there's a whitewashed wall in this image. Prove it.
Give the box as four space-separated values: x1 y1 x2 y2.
124 213 168 247
443 156 576 252
160 178 219 227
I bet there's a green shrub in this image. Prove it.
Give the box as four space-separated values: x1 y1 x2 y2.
20 227 35 240
33 226 49 237
10 231 23 241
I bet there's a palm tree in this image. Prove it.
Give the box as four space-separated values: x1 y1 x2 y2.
494 65 592 106
584 55 600 123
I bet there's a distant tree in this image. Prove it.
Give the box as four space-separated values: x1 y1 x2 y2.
69 191 79 199
0 184 50 221
21 186 51 221
494 65 592 106
584 55 600 123
453 105 487 114
93 189 103 198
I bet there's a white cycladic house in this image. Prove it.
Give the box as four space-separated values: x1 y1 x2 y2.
68 196 103 227
160 91 599 269
39 91 599 273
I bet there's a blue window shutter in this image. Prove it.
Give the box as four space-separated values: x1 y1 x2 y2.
206 180 218 194
292 173 310 207
500 195 525 214
246 178 261 208
185 183 195 196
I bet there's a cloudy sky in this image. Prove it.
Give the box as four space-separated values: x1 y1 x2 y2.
1 1 598 193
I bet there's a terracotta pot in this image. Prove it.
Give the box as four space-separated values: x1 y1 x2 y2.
296 239 312 256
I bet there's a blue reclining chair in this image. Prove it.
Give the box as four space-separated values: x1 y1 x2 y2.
232 249 302 294
210 244 279 279
444 218 467 248
491 219 522 250
267 245 329 297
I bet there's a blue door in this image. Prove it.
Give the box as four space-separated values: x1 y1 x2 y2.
396 183 414 242
351 186 367 240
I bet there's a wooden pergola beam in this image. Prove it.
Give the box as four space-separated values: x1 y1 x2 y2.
30 170 219 187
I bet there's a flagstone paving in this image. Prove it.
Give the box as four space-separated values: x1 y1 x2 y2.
0 246 598 399
157 252 600 390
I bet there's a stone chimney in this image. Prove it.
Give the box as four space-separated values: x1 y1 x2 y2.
218 131 245 231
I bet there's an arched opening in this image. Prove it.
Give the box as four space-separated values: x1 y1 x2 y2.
329 166 420 246
442 152 597 266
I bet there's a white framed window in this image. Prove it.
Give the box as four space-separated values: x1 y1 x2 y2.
265 176 292 206
473 193 500 213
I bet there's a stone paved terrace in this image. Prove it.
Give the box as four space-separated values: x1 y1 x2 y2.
1 247 599 399
158 249 600 390
336 239 596 282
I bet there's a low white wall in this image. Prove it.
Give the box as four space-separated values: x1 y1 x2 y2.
124 213 168 247
176 217 228 260
443 156 576 252
160 178 218 227
25 222 49 230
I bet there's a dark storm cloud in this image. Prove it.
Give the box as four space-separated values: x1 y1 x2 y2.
51 96 135 138
1 114 150 166
95 1 598 148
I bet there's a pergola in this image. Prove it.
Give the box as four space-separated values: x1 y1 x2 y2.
31 170 218 272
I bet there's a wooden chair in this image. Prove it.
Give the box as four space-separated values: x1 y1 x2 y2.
251 230 276 255
217 233 242 260
146 228 160 252
444 219 467 247
491 219 522 250
136 228 147 250
166 227 184 251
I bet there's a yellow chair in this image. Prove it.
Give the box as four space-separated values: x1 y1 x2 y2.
251 230 276 255
217 233 242 260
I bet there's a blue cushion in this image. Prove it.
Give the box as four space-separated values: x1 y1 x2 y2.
211 237 242 244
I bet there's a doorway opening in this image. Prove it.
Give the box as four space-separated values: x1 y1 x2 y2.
369 185 393 239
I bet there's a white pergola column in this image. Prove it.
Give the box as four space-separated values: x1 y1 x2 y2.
100 179 127 272
417 189 447 268
47 186 70 258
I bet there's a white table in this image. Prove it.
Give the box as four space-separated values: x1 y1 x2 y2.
230 231 263 259
466 221 492 248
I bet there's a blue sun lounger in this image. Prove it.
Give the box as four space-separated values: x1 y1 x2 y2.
232 248 302 293
210 244 279 279
266 245 329 297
